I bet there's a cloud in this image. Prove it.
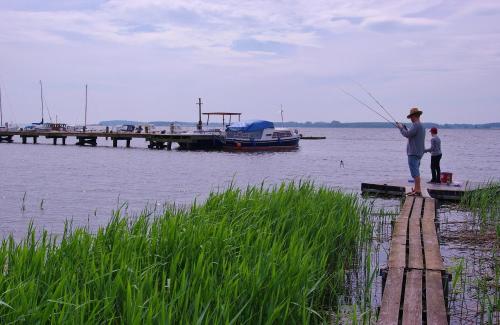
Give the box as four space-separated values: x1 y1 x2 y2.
363 17 441 33
1 1 500 123
231 39 295 55
0 0 105 11
331 16 364 25
397 39 420 48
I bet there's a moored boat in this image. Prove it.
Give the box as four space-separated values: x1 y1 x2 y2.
224 120 299 150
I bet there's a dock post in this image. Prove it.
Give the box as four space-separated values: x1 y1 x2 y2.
53 138 57 145
113 139 117 147
0 135 14 143
167 142 172 150
22 136 27 144
105 126 109 140
33 136 38 144
62 137 66 145
126 139 131 148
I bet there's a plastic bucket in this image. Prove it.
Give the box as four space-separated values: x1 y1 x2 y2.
441 172 453 184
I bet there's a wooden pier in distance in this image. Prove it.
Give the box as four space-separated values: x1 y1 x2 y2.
378 196 449 324
299 135 326 140
0 130 224 150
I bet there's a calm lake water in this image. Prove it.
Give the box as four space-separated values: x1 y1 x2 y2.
0 128 499 239
1 127 499 323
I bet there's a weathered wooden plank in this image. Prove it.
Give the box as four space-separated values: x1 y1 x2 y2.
422 218 445 271
410 197 423 219
423 198 436 220
378 268 404 325
401 196 414 219
408 216 424 269
388 242 406 268
361 183 406 196
426 270 448 325
389 197 414 269
402 269 423 325
393 217 409 239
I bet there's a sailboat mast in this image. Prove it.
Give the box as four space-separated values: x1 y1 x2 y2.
39 80 44 124
84 84 88 131
196 97 203 131
280 104 284 128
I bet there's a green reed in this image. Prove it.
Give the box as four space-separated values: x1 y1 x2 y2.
0 181 370 324
457 182 499 323
460 182 500 228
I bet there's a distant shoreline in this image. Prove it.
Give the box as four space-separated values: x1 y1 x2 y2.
99 120 500 129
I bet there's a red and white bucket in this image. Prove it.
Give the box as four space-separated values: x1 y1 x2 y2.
441 172 453 184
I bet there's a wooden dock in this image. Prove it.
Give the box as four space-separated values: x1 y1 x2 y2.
299 135 326 140
378 196 449 325
0 130 224 150
361 178 487 201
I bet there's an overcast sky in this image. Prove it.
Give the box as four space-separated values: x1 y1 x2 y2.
0 0 499 125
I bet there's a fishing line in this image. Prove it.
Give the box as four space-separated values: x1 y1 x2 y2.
339 88 399 128
352 80 399 124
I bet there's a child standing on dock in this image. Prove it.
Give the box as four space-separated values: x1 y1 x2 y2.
397 108 425 196
424 127 442 183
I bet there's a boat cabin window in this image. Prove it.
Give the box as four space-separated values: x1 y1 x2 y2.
272 131 292 138
226 130 263 139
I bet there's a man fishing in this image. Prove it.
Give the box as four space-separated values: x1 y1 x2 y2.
340 85 425 196
397 108 425 196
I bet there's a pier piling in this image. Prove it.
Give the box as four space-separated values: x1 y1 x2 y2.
0 135 13 143
76 136 97 146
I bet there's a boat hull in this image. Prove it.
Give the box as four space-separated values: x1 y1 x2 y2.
224 138 299 151
177 135 225 150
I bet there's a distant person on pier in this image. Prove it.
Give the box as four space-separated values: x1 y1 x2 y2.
397 108 425 196
424 127 442 183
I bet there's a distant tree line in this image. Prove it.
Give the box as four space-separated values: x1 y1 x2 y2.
99 120 500 129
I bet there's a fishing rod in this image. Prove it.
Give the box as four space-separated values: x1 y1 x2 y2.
352 80 399 125
339 88 399 128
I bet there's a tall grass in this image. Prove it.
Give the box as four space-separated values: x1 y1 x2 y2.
460 182 500 229
0 182 370 323
457 182 499 323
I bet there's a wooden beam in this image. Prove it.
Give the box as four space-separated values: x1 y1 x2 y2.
378 268 404 325
402 269 423 324
422 218 444 271
425 270 448 325
408 216 423 269
423 198 436 221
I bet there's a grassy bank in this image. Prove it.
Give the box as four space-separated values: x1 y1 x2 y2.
0 182 370 324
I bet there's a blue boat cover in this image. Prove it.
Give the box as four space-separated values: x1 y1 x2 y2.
226 120 274 132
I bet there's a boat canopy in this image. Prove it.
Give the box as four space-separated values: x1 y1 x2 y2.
226 120 274 132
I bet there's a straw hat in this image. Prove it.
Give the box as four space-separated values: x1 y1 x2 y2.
406 107 423 119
